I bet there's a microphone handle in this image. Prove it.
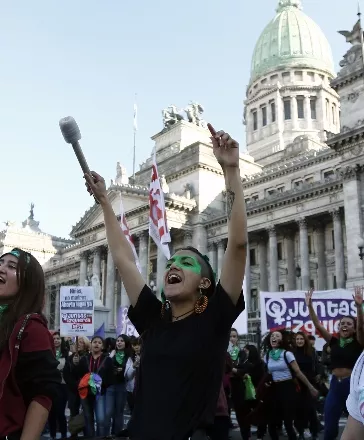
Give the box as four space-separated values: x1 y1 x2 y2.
72 141 100 205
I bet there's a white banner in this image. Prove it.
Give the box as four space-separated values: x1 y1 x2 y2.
232 277 248 335
60 286 95 337
260 289 356 350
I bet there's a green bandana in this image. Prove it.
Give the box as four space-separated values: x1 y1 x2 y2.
0 304 8 320
165 255 202 275
269 348 283 361
340 337 354 348
229 346 240 361
55 349 62 360
115 351 125 365
8 248 30 264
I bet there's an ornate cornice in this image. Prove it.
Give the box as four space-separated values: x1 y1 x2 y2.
331 67 364 91
327 126 364 152
340 164 363 181
242 149 338 188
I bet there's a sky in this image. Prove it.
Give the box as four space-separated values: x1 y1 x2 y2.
0 0 359 239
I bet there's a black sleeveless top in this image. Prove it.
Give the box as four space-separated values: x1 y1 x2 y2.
329 336 363 370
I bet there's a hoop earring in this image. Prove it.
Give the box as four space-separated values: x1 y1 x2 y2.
194 288 208 314
161 300 171 318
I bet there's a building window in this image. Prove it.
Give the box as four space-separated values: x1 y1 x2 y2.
284 99 291 120
297 96 304 119
333 275 337 289
326 99 330 118
332 103 337 125
294 180 303 189
307 72 315 82
279 284 285 292
282 72 290 83
271 101 276 122
277 186 285 193
277 242 283 260
262 106 267 126
305 176 314 184
250 248 256 266
310 98 317 119
252 194 259 201
267 189 275 196
308 235 313 254
245 197 250 204
294 71 303 81
252 111 258 131
324 170 335 180
310 280 315 289
250 289 258 311
332 230 335 250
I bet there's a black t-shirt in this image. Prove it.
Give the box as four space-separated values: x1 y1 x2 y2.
329 336 363 370
127 282 244 440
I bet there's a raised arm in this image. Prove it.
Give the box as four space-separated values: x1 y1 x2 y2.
353 286 364 346
305 289 332 343
85 172 145 306
208 124 248 305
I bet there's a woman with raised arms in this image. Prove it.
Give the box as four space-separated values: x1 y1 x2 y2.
84 123 247 440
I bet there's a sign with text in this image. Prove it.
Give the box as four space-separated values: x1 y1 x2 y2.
260 289 355 350
60 286 95 337
117 306 139 337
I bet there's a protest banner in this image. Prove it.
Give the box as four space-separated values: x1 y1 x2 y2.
60 286 95 337
117 306 139 337
260 289 355 350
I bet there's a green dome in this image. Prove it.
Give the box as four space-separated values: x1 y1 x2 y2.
250 0 335 84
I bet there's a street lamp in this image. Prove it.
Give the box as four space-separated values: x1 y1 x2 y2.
358 237 364 260
295 265 302 278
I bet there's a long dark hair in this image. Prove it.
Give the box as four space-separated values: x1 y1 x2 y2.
52 331 69 358
262 329 294 353
293 331 313 357
244 344 261 364
0 248 46 351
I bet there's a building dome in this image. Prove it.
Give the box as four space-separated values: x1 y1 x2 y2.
250 0 335 84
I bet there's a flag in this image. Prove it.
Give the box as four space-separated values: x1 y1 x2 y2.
94 323 105 338
149 147 171 259
133 102 138 131
120 198 142 273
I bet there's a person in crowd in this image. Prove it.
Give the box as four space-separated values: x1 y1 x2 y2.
104 337 116 354
342 351 364 438
292 331 320 440
108 334 131 435
84 124 247 440
262 330 318 440
308 335 316 348
0 248 61 440
48 332 69 440
206 383 230 440
306 287 364 440
74 335 113 436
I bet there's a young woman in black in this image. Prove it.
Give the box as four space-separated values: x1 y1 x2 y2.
84 124 247 440
306 287 364 440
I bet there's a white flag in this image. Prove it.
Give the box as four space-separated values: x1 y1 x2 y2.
120 198 141 273
149 148 171 260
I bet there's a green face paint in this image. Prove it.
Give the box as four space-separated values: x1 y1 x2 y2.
165 255 202 275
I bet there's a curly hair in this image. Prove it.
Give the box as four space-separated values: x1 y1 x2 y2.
262 329 294 353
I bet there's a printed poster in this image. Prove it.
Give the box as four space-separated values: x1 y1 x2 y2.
260 289 356 350
60 286 95 337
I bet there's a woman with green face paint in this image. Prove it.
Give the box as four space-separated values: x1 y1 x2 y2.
84 123 248 440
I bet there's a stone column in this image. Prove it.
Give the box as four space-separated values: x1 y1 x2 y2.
156 247 167 300
276 90 284 150
137 231 149 281
217 240 225 278
268 226 279 292
342 166 364 287
285 233 296 290
207 242 217 275
79 251 88 285
192 224 207 255
305 95 312 129
315 222 327 290
332 209 345 288
92 247 102 280
258 236 268 291
105 247 115 328
183 231 193 248
245 241 251 311
291 96 298 129
298 218 310 291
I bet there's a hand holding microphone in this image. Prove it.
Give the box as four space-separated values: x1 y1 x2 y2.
59 116 101 204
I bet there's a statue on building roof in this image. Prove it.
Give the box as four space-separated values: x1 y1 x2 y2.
29 203 35 220
184 102 206 128
115 161 128 185
339 20 364 46
160 175 169 193
277 0 302 12
162 105 184 128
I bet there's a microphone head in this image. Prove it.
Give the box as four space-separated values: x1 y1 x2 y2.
59 116 82 144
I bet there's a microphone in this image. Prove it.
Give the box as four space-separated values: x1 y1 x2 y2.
59 116 99 204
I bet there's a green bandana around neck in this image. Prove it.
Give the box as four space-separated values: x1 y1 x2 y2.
339 337 354 348
165 255 202 275
115 351 125 365
56 349 62 360
0 304 8 320
229 345 240 361
269 348 283 361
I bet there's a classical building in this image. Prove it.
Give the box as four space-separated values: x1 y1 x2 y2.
42 0 364 335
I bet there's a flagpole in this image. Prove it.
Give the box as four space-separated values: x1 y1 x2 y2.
132 93 137 183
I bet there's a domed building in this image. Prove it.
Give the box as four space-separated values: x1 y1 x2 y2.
245 0 340 165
